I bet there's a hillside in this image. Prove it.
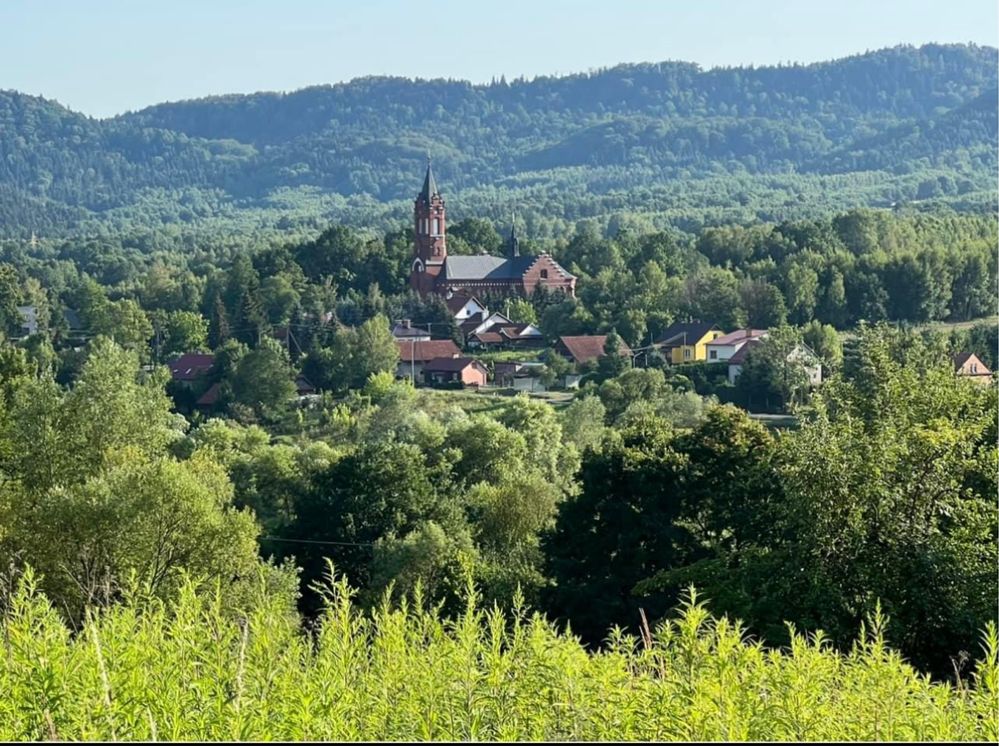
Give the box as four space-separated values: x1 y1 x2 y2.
0 43 996 239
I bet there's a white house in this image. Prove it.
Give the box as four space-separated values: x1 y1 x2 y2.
445 292 489 321
705 328 769 362
727 339 823 386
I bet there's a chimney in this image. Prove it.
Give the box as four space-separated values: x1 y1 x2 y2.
404 319 412 329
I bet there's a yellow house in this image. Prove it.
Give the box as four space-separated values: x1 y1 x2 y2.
654 322 724 364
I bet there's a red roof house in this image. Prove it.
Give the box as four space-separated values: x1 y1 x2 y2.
423 357 488 387
556 335 632 366
168 353 215 382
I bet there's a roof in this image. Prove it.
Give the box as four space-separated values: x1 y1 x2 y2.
471 331 504 344
498 324 543 339
443 255 532 281
396 339 461 363
953 352 992 374
424 357 486 373
708 329 768 346
445 292 485 315
169 353 215 381
419 161 439 202
558 335 632 365
727 339 763 365
196 382 222 407
656 322 718 347
391 323 429 339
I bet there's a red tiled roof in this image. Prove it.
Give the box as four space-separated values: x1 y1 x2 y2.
472 331 504 344
557 335 632 364
169 353 215 381
396 339 461 363
424 357 486 373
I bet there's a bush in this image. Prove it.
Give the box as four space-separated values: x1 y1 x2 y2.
0 570 994 742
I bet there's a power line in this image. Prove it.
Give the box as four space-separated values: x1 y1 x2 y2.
261 536 375 548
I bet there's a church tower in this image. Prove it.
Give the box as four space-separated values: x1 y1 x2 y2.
411 160 447 295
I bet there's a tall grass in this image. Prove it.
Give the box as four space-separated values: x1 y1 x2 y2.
0 569 995 742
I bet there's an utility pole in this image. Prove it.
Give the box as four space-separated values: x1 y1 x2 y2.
411 337 416 386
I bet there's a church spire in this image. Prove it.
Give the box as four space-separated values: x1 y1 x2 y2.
419 155 438 202
508 211 520 258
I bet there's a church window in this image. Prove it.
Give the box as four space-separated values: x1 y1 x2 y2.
433 218 441 235
540 269 549 279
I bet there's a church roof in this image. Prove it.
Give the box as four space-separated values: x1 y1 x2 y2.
443 254 539 281
419 162 439 202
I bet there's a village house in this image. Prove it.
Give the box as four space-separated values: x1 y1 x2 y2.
654 322 723 363
445 292 489 322
168 352 215 384
726 339 823 386
705 328 769 362
468 322 544 350
494 361 549 392
556 335 633 367
391 319 432 341
395 338 461 382
952 352 993 385
423 357 489 387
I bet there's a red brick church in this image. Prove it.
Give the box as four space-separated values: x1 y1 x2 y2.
409 162 576 298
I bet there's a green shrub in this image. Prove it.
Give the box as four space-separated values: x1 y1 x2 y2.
0 569 994 742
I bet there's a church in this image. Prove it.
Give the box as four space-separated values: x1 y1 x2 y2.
409 163 577 298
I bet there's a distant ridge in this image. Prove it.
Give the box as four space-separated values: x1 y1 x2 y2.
0 43 995 238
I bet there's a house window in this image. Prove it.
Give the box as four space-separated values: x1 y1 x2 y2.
972 364 978 373
684 348 691 360
540 269 549 279
709 350 717 360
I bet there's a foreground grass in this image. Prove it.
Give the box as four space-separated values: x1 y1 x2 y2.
1 572 995 742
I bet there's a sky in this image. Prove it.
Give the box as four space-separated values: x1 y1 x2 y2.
1 0 996 118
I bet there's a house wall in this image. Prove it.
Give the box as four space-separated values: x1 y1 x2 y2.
396 361 425 381
956 355 992 383
461 365 488 387
670 331 723 363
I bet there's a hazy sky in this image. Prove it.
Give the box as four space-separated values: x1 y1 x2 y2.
2 0 996 117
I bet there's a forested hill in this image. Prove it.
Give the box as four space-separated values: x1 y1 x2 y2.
1 43 996 239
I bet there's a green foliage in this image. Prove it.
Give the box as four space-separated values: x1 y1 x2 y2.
225 337 297 422
640 327 998 675
0 573 992 742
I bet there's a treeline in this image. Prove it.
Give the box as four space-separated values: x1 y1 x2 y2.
0 43 995 237
3 208 992 364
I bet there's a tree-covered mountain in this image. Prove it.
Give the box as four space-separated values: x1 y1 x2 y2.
1 43 996 239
